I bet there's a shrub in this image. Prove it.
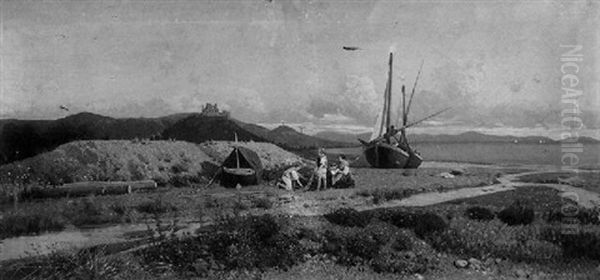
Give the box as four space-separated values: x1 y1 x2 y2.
541 227 600 260
466 206 496 221
498 201 535 226
324 208 371 228
135 199 177 215
375 210 447 238
413 213 448 238
377 210 418 228
0 211 66 238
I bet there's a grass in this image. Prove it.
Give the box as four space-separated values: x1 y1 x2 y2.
0 212 66 239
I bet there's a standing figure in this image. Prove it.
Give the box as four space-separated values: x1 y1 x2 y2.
316 149 328 191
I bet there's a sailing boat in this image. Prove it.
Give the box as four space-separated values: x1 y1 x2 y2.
361 52 445 169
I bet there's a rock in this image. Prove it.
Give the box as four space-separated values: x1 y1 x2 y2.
454 259 469 268
414 273 424 280
450 168 466 176
440 172 455 179
468 257 482 269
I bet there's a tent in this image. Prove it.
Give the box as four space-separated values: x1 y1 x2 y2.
219 146 263 188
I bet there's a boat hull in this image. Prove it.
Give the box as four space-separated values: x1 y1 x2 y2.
363 142 410 168
221 167 258 188
405 149 423 169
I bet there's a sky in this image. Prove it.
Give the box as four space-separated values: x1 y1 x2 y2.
1 0 599 137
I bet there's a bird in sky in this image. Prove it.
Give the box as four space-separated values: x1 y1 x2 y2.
59 105 69 111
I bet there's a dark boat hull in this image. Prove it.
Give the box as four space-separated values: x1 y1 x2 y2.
405 149 423 169
363 142 410 168
221 167 258 188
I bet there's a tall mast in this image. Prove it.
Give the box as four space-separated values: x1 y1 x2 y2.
386 52 393 129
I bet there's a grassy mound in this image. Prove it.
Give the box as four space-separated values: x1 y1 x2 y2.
0 140 217 190
198 141 308 170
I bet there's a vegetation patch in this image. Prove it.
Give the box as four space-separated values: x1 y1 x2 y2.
465 206 496 221
138 214 303 276
429 217 562 262
320 221 438 274
498 201 535 226
0 211 66 239
135 199 177 215
324 208 371 228
356 188 418 204
545 206 600 225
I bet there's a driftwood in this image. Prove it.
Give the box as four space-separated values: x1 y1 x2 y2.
21 180 157 200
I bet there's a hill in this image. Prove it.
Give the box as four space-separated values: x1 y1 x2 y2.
162 115 269 143
0 112 194 164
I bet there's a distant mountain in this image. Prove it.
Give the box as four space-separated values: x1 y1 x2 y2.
266 125 350 149
162 115 268 143
314 131 371 144
315 130 600 145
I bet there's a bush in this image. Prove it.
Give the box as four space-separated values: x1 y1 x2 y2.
374 210 447 238
498 201 535 226
413 213 448 238
0 211 66 238
541 227 600 260
324 208 371 228
377 210 418 228
466 206 496 221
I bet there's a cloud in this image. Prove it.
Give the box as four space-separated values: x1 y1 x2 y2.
307 75 380 125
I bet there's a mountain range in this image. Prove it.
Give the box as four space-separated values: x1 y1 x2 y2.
314 130 600 144
1 112 598 165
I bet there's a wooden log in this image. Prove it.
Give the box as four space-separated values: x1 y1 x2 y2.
21 180 157 200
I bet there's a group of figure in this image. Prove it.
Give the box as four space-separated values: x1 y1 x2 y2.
277 148 353 191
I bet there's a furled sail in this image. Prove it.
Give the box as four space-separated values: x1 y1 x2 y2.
369 53 393 141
